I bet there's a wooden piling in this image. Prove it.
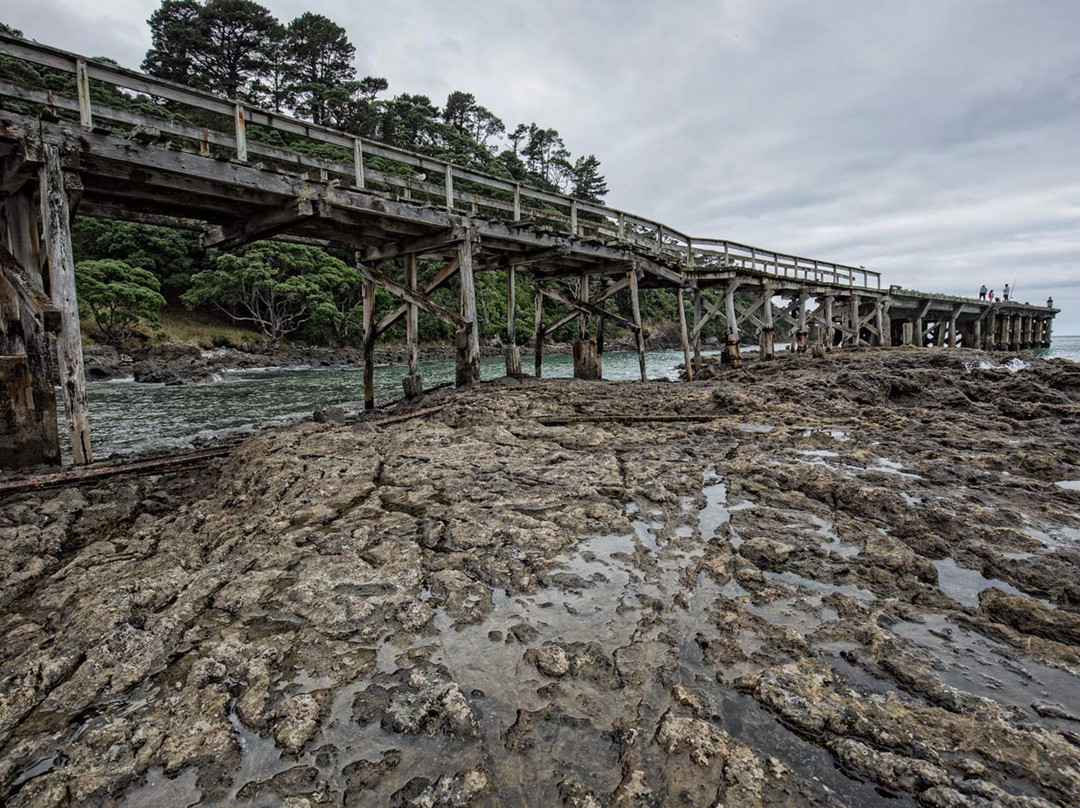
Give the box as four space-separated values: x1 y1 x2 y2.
361 272 375 410
677 288 693 378
455 235 480 387
4 192 60 465
40 145 91 465
723 283 742 366
533 286 544 378
628 269 647 381
402 252 422 398
692 289 702 375
505 265 521 376
824 296 835 351
760 287 775 360
794 293 807 354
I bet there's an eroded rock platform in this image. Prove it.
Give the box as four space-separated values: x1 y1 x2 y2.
2 348 1080 807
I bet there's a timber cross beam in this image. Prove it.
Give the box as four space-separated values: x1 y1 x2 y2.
202 197 320 250
358 228 467 264
357 262 467 330
540 276 631 337
535 281 640 333
374 258 460 337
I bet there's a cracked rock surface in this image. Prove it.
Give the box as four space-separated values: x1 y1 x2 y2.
1 347 1079 807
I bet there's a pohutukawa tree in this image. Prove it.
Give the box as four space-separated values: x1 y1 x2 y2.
181 242 360 341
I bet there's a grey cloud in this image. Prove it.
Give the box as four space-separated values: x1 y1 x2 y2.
4 0 1079 331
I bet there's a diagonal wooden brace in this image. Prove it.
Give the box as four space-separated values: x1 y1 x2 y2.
358 262 466 329
375 258 460 336
537 281 639 333
542 276 630 337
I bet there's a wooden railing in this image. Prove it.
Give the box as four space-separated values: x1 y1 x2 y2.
0 32 881 290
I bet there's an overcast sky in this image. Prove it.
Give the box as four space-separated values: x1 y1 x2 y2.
6 0 1080 332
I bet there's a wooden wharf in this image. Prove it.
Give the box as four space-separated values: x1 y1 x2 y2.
0 33 1060 469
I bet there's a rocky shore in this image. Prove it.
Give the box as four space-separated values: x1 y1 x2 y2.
2 348 1079 807
81 324 692 386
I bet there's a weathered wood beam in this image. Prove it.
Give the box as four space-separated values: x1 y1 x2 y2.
455 235 480 386
678 287 692 380
39 144 91 464
0 144 38 195
359 228 464 263
534 285 545 378
358 263 466 329
203 197 317 250
361 271 375 410
628 270 647 381
540 276 629 338
374 258 459 336
537 282 639 333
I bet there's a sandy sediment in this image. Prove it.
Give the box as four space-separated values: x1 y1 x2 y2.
1 347 1079 807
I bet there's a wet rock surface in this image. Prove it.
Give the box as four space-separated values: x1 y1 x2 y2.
2 347 1079 806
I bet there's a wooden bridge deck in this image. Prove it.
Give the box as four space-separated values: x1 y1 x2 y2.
0 32 1060 469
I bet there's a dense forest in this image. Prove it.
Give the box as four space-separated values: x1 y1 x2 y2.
1 4 699 350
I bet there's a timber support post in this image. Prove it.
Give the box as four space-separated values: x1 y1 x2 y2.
824 295 835 350
794 292 808 354
3 190 61 467
533 285 544 379
402 253 422 399
759 287 775 360
40 144 91 465
455 233 480 387
361 269 375 410
505 265 521 376
692 289 702 374
628 268 647 381
677 287 693 379
723 282 741 366
572 273 601 379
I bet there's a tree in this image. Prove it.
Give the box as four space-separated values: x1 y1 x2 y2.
444 91 504 150
75 259 167 343
325 75 388 136
287 12 356 125
380 93 441 151
570 154 608 202
142 0 203 85
521 124 572 190
72 218 206 300
259 25 297 113
144 0 279 102
181 242 359 340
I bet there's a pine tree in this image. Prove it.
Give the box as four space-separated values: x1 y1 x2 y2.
142 0 203 85
287 12 356 125
571 155 608 202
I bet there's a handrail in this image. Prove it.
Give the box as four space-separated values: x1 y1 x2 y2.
0 31 881 291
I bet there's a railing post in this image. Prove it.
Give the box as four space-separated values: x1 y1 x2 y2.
353 138 365 189
234 102 247 162
513 183 521 221
686 240 694 268
75 58 92 128
618 212 625 240
570 200 578 235
445 164 454 212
